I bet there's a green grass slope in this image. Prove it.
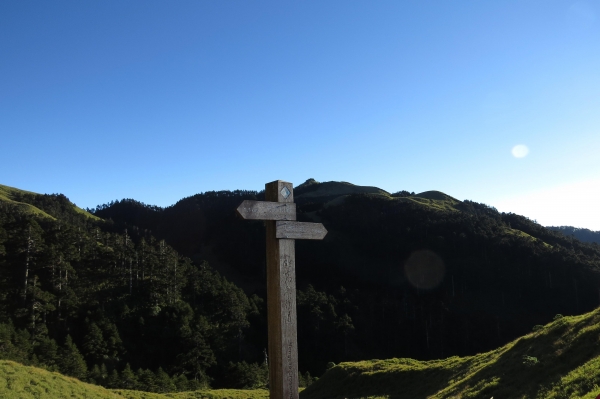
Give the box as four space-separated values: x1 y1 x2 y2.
412 191 459 202
295 180 390 199
301 308 600 399
0 184 55 219
295 180 463 214
394 195 459 212
0 183 100 221
0 360 269 399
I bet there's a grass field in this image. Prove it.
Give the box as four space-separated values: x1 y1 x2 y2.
0 360 269 399
301 309 600 399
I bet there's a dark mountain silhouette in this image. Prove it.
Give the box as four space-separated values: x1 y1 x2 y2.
547 225 600 244
2 179 600 388
91 179 600 375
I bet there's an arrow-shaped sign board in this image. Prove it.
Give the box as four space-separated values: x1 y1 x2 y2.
236 200 296 221
276 221 327 240
236 181 327 399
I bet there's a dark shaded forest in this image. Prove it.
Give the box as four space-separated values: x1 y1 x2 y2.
0 197 273 392
2 181 600 392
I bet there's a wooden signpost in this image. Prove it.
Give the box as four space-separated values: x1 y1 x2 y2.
236 180 327 399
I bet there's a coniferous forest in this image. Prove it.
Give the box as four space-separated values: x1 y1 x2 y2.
1 180 600 393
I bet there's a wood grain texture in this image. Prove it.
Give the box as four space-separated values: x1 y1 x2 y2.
266 180 294 204
236 200 296 221
265 180 299 399
276 221 327 240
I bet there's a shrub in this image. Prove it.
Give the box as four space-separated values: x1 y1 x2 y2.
522 355 539 367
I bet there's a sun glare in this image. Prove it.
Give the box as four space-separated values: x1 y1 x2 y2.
511 144 529 158
494 178 600 231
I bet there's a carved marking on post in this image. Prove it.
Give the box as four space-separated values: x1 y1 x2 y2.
237 180 327 399
282 255 294 324
287 340 293 399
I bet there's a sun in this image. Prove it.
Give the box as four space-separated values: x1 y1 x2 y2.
511 144 529 158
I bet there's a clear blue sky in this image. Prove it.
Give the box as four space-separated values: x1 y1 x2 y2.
1 1 599 229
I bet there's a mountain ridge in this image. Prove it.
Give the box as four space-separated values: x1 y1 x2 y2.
88 179 600 374
0 183 100 222
547 225 600 244
3 179 600 386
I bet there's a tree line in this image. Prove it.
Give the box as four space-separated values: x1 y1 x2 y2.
4 186 600 385
0 200 284 390
91 188 600 376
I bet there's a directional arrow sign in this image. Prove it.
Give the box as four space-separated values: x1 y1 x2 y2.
236 181 327 399
276 221 328 240
236 200 296 221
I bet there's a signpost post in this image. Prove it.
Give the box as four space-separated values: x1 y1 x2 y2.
236 180 327 399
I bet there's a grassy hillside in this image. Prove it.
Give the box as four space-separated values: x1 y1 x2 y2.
0 184 55 219
394 195 459 212
0 360 269 399
295 180 390 200
0 183 100 221
301 308 600 399
412 191 459 202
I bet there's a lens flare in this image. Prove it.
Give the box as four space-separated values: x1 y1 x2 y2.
404 250 445 290
511 144 529 158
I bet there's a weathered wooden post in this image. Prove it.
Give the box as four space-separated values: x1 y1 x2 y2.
236 180 327 399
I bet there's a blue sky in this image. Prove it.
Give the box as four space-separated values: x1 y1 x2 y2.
1 1 599 229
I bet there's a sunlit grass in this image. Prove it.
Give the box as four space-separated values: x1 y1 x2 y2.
0 360 270 399
394 196 459 212
0 183 100 220
0 184 55 219
301 308 600 399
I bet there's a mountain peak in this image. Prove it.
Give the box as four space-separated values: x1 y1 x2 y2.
295 178 319 191
413 190 458 202
294 179 389 200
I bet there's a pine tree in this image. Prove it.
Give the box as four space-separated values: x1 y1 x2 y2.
155 367 176 393
88 364 102 385
0 321 32 364
136 368 158 392
58 335 88 379
81 321 107 365
35 336 59 371
106 368 119 389
120 363 138 390
173 373 190 392
176 328 215 385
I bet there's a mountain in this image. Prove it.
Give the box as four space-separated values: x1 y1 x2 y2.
0 183 100 224
3 179 600 391
92 179 600 376
302 308 600 399
548 225 600 244
0 184 269 392
295 179 390 203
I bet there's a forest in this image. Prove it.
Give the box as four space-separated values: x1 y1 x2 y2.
1 180 600 393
